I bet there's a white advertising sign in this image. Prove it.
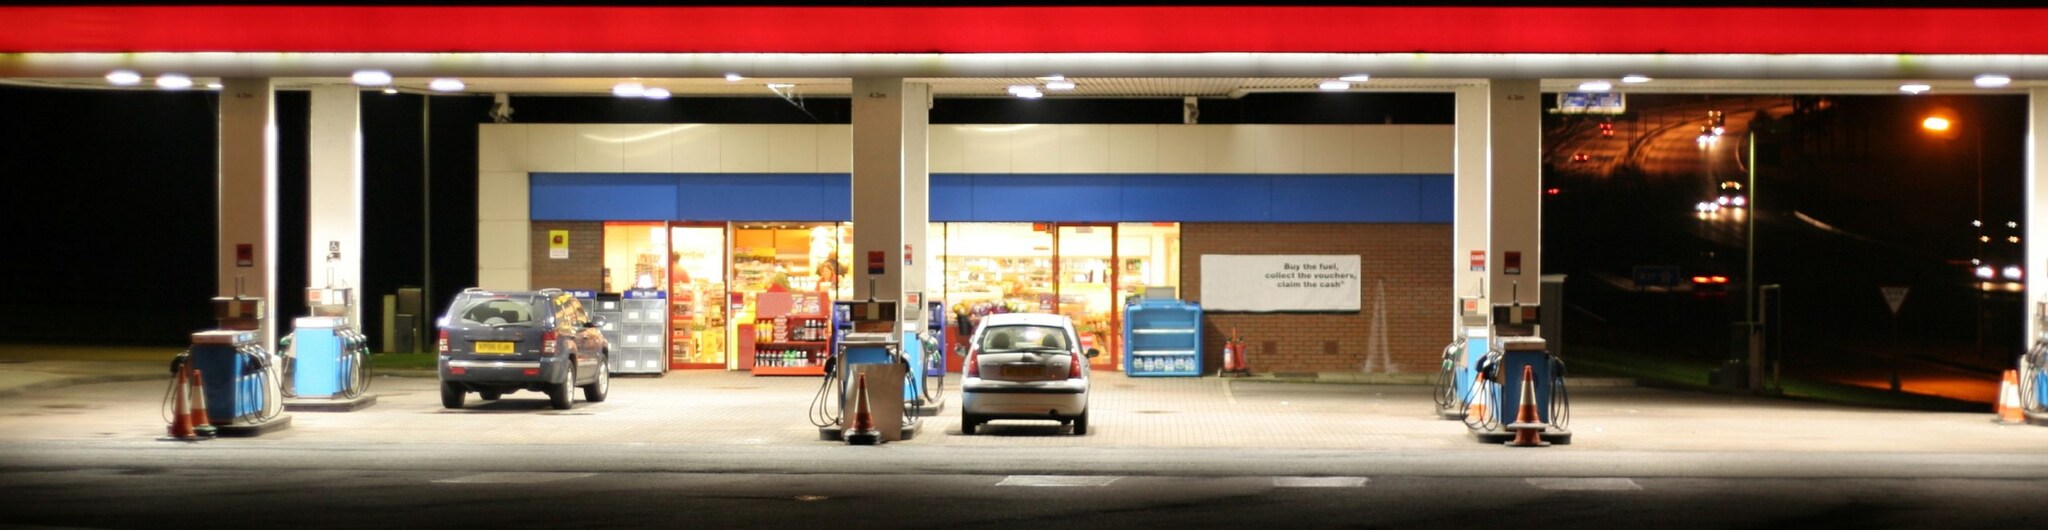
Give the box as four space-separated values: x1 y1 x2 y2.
1200 255 1362 312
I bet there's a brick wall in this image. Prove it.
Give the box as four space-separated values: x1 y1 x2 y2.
1180 223 1450 374
530 222 603 291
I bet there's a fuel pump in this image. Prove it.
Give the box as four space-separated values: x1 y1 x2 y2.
280 283 378 411
808 289 923 444
168 288 292 436
2020 301 2048 424
1433 288 1491 420
1461 284 1572 445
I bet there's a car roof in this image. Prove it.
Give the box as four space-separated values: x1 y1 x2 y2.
978 313 1072 328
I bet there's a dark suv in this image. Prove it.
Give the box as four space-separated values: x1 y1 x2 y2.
438 288 610 410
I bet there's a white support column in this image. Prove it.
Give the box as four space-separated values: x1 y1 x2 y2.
1453 84 1490 307
218 78 279 346
1486 79 1542 305
900 82 932 326
2028 88 2048 345
308 86 363 326
851 77 907 304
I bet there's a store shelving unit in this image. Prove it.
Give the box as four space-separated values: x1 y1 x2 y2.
750 314 831 376
1123 299 1201 377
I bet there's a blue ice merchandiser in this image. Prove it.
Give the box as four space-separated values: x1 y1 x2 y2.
1123 298 1202 377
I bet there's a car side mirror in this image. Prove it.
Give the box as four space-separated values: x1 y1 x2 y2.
1085 348 1101 359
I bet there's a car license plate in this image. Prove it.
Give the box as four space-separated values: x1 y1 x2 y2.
473 341 516 354
1001 365 1041 377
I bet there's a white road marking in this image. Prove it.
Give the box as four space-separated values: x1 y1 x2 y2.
996 475 1122 487
1274 477 1369 488
433 472 596 484
1525 478 1641 491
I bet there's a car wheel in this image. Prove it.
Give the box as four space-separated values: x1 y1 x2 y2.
1072 410 1089 435
582 354 610 403
479 390 501 401
960 413 979 435
440 381 465 409
547 362 575 410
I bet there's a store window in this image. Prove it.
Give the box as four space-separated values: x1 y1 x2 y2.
603 222 670 293
668 225 726 368
942 222 1055 339
731 223 847 372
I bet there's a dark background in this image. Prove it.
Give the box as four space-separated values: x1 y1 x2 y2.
0 87 1450 346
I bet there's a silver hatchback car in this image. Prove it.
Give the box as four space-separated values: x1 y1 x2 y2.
959 313 1099 435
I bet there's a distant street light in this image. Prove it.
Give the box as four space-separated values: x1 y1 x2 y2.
1921 116 1952 132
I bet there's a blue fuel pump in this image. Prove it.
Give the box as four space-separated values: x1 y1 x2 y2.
280 287 377 411
180 329 291 437
1461 302 1572 445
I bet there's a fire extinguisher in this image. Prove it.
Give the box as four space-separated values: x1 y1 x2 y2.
1222 328 1248 375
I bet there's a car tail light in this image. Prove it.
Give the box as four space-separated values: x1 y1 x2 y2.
1711 276 1729 284
437 330 449 353
965 347 981 378
449 366 466 375
541 330 558 356
1068 353 1083 379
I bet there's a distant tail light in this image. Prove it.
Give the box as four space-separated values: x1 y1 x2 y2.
437 330 449 353
1068 353 1084 379
965 347 981 378
541 330 559 356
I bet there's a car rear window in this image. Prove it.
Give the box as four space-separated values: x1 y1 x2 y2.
979 325 1071 352
454 296 541 326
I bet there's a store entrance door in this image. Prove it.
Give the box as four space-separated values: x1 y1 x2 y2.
1055 224 1119 370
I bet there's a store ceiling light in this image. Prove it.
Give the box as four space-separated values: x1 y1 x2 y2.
1015 90 1044 99
1006 85 1037 95
428 78 466 92
205 82 223 90
1975 74 2012 88
105 69 141 86
1899 83 1932 94
1037 75 1066 81
351 70 392 86
724 73 744 82
1318 81 1350 91
613 82 646 97
1044 80 1076 90
644 87 672 100
1338 74 1371 83
382 88 398 95
1578 81 1613 92
155 74 192 90
1621 74 1653 83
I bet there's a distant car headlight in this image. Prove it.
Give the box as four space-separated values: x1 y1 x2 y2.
1696 201 1718 213
1976 265 1997 279
2002 266 2023 280
1731 196 1747 207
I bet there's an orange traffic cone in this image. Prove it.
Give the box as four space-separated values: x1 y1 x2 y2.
846 373 879 445
189 368 217 438
1997 369 2025 425
165 369 196 441
1505 365 1551 447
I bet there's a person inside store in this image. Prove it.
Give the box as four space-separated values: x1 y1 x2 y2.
814 251 843 291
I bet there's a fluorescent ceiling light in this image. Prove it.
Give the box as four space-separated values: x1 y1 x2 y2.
205 82 223 90
613 82 646 97
1044 80 1076 90
1015 90 1043 99
1318 81 1350 90
155 74 192 89
1975 74 2012 88
1037 75 1066 81
382 88 398 94
724 73 744 82
105 70 141 86
1621 75 1653 83
1578 81 1613 92
766 83 795 89
428 78 465 92
1899 83 1932 94
644 87 672 99
351 70 392 86
1338 74 1371 82
1006 85 1037 95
